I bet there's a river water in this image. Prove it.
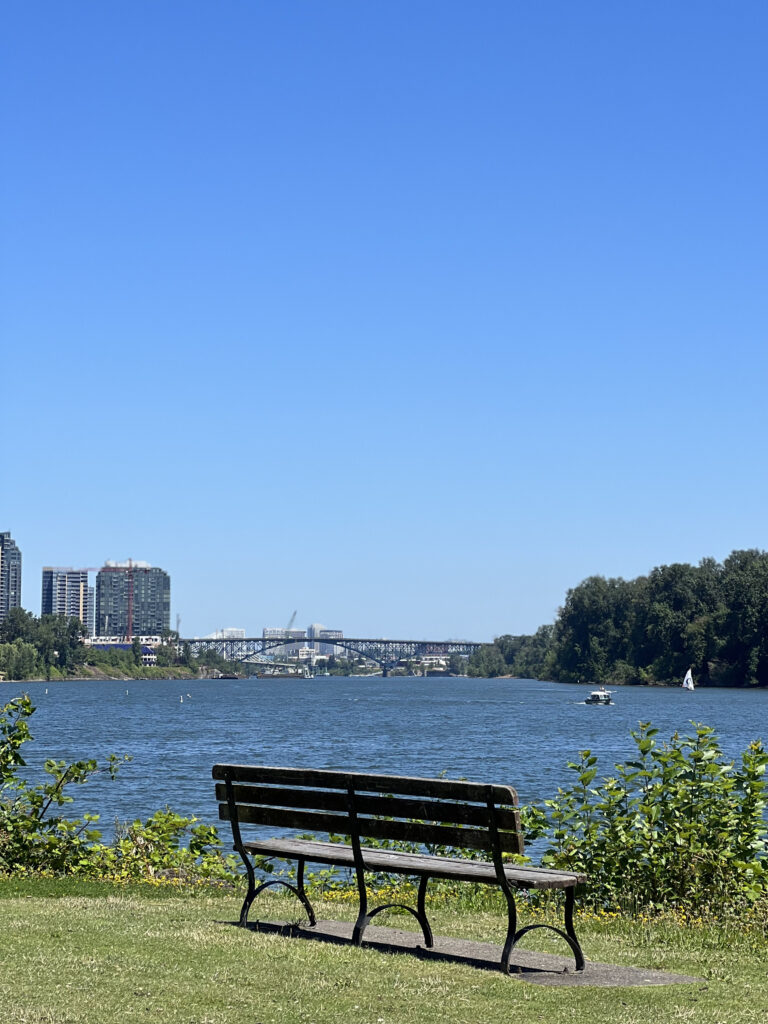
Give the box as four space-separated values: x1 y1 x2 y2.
6 676 768 836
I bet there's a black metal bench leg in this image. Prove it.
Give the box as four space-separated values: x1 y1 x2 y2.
238 853 316 929
295 857 317 926
241 876 317 928
351 872 369 946
238 851 258 926
417 874 434 947
354 890 433 948
500 886 518 973
504 888 585 973
563 887 585 971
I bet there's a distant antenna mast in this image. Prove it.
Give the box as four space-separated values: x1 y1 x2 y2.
176 614 181 637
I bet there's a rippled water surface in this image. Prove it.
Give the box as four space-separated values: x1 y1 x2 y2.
10 676 768 833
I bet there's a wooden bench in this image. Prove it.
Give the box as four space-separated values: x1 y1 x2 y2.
212 764 587 973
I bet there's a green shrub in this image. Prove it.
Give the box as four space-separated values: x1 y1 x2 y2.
84 808 239 882
525 721 768 915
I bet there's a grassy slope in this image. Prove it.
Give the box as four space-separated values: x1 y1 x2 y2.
1 882 767 1024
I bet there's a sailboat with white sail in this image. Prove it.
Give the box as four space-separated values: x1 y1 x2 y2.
682 668 695 691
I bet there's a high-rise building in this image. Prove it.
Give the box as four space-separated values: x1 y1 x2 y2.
318 629 344 657
41 568 95 635
0 531 22 623
263 626 307 656
307 623 344 656
95 561 170 637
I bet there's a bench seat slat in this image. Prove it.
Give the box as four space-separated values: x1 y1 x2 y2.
242 837 586 890
212 764 518 805
215 783 521 831
219 803 522 853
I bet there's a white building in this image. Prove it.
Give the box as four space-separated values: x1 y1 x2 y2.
263 626 307 656
307 624 344 657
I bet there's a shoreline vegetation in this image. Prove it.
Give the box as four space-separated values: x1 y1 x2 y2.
1 663 201 683
0 608 244 684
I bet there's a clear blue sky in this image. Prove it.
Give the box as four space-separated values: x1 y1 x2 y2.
2 1 766 640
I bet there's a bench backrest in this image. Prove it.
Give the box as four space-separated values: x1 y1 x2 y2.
212 764 524 856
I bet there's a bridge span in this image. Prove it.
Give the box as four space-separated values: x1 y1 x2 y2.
181 637 483 676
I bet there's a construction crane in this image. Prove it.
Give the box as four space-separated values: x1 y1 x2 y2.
286 610 297 634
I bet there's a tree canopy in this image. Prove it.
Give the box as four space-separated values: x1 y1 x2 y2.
0 609 86 680
468 549 768 687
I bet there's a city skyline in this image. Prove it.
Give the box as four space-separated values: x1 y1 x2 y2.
4 547 177 638
3 3 766 640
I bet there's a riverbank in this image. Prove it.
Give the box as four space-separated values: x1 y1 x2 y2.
81 663 199 681
1 663 200 683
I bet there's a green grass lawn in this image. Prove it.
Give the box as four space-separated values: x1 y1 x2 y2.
1 879 767 1024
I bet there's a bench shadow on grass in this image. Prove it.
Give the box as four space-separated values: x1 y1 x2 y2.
216 918 703 988
218 917 578 979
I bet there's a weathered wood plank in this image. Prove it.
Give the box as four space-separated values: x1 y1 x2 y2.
212 764 518 805
214 783 521 832
219 803 522 853
241 837 586 889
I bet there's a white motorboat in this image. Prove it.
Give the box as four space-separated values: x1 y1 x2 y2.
585 686 613 705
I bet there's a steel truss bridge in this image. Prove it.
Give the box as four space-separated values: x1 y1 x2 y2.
181 637 482 676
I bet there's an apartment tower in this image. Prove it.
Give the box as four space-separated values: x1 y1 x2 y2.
41 568 95 635
95 561 171 637
0 531 22 623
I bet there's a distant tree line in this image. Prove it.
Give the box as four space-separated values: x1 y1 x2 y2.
0 609 237 681
468 549 768 687
0 609 86 681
